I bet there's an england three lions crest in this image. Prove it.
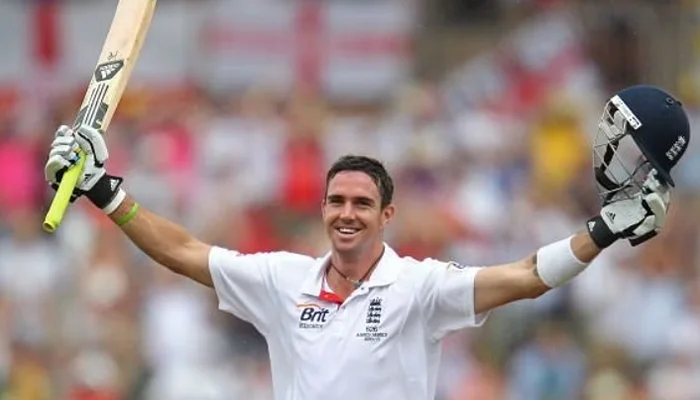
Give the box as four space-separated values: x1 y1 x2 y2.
357 297 388 343
366 297 383 325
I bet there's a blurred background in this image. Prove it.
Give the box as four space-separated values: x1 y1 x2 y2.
1 0 700 399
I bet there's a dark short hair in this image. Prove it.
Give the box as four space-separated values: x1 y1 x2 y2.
325 155 394 208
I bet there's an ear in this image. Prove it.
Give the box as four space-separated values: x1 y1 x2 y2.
382 204 395 226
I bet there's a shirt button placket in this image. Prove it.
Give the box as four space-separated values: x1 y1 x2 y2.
333 305 347 339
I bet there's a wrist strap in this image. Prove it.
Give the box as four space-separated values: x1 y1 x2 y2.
86 174 123 209
102 188 126 214
116 202 140 226
586 216 618 249
535 236 589 288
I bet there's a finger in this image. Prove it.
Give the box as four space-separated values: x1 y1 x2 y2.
51 130 79 162
49 142 78 158
644 192 667 229
55 125 74 138
51 135 75 148
643 169 670 196
49 144 71 158
44 155 70 181
73 128 95 155
632 215 656 237
75 125 109 163
46 154 71 169
75 124 101 138
48 144 80 166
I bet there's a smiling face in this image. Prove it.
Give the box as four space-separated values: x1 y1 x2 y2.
322 171 395 260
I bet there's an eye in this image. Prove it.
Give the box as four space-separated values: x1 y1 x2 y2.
356 200 373 209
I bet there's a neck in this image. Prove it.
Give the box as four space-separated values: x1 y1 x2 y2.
331 242 384 278
327 241 385 297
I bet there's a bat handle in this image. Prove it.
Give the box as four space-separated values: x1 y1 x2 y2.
42 152 86 233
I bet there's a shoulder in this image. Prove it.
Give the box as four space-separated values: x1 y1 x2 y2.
210 246 318 270
397 254 451 272
389 254 449 283
393 253 475 283
268 250 320 271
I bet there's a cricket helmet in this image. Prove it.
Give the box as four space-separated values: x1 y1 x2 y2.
593 85 690 204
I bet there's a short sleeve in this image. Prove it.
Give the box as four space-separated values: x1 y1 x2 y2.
208 246 278 335
419 261 489 341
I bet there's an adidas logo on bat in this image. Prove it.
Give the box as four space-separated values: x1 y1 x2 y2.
94 60 124 82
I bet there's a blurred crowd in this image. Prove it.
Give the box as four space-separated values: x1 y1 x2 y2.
1 1 700 400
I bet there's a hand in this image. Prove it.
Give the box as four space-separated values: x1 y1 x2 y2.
45 125 108 196
44 125 124 210
587 171 670 248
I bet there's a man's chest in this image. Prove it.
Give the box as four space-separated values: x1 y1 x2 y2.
277 287 421 360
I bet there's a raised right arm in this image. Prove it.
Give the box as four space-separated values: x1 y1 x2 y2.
108 194 213 287
44 125 214 286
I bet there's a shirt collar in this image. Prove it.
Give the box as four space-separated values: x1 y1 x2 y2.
301 243 402 297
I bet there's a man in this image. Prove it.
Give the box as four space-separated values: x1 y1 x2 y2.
44 85 688 400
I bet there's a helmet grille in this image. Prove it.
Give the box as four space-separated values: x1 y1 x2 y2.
593 101 654 205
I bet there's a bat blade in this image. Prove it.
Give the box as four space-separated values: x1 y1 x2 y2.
43 0 158 233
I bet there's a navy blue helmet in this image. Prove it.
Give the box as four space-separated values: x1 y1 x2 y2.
593 85 690 204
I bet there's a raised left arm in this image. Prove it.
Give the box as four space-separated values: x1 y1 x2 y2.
472 232 598 315
472 172 669 315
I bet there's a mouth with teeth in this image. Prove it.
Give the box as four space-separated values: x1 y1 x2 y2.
335 227 361 239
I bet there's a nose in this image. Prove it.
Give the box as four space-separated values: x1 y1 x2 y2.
339 202 355 220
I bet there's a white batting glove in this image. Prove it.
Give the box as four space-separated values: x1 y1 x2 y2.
45 125 108 192
44 125 125 211
587 170 670 248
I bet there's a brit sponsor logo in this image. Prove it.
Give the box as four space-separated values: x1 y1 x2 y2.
297 303 330 329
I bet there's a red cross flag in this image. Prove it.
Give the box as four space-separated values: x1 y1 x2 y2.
198 0 416 101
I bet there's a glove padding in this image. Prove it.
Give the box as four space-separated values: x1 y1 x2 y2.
587 171 670 248
44 125 123 209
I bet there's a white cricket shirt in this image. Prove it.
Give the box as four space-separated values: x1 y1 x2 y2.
208 244 488 400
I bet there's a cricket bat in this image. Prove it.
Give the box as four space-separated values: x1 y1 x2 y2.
43 0 158 233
